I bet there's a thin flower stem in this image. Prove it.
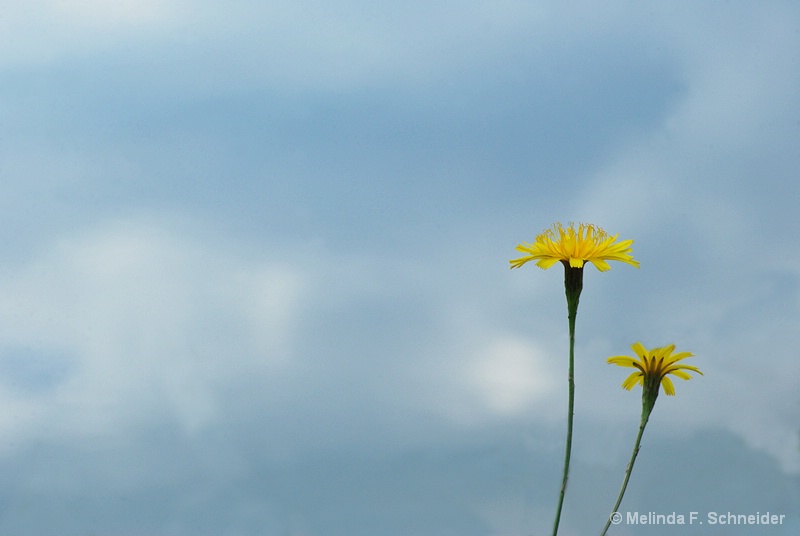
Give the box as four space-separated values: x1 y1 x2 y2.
551 308 576 536
551 265 582 536
600 405 653 536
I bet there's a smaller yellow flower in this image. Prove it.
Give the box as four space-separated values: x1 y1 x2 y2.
608 342 703 396
509 222 639 271
601 342 702 535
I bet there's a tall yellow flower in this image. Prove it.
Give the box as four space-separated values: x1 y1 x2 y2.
608 341 703 398
509 222 639 271
509 222 638 536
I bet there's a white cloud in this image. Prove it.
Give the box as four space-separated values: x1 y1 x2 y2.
552 1 800 477
51 0 173 26
467 336 556 416
0 0 182 66
0 217 305 446
420 326 562 428
571 1 800 229
663 7 800 152
166 0 550 92
0 0 550 91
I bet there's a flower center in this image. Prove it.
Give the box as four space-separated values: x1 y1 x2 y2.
539 222 610 247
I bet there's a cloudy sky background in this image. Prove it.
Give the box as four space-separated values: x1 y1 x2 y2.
0 1 799 534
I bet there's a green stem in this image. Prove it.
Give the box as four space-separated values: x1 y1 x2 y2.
600 401 655 536
551 265 583 536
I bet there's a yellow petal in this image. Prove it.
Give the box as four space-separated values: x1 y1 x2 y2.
668 351 694 363
607 356 639 368
630 341 648 358
589 259 612 271
536 257 561 269
621 372 643 391
661 376 676 396
509 256 533 269
669 370 693 380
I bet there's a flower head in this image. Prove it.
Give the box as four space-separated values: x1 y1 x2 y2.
509 222 639 271
608 342 702 397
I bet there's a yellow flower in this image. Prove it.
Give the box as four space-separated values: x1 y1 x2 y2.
509 222 639 271
608 342 703 397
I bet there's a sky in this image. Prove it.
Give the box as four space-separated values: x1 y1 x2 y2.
0 1 799 535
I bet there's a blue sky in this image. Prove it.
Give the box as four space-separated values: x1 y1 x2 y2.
0 1 799 535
